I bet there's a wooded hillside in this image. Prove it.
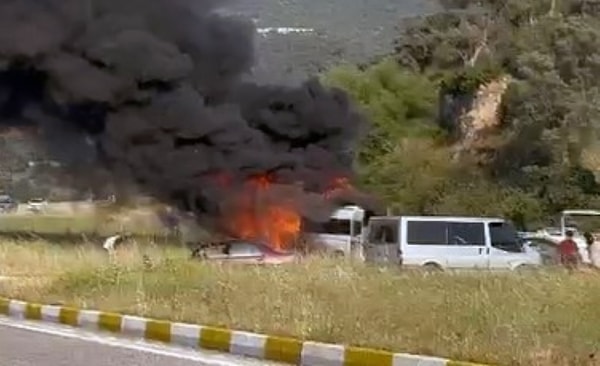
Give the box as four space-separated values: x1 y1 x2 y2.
324 0 600 228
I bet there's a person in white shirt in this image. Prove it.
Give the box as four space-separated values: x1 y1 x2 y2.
103 234 120 253
585 232 600 269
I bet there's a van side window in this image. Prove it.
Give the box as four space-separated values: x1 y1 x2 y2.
368 221 398 244
406 221 447 245
448 222 485 246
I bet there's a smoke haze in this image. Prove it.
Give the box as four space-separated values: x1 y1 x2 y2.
0 0 369 224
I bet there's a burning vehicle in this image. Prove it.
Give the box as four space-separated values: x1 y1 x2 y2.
0 0 376 249
190 239 298 265
179 173 379 257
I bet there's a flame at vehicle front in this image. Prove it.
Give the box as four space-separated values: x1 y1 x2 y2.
209 171 366 251
225 174 301 251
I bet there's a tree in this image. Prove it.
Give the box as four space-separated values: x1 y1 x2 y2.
392 0 600 213
321 0 600 222
323 59 439 163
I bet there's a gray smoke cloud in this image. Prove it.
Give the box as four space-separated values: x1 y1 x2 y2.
0 0 370 225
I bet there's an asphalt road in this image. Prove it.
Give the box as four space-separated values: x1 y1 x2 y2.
0 316 283 366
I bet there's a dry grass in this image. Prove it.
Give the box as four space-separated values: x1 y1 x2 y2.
1 240 600 366
0 208 170 236
0 215 103 234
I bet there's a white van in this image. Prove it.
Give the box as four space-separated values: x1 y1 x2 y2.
364 216 541 270
303 205 366 257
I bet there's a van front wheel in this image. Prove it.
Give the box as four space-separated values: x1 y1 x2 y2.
515 264 537 272
332 250 345 258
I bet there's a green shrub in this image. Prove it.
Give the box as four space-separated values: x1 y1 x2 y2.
323 59 440 163
440 64 504 96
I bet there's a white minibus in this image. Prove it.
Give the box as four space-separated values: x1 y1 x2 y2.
364 216 541 270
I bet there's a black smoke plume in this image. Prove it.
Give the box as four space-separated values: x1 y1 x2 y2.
0 0 370 227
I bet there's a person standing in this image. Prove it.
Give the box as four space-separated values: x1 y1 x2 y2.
557 230 582 271
585 232 600 269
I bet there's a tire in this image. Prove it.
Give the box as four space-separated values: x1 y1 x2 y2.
190 247 205 259
332 250 345 258
423 262 443 272
515 264 537 272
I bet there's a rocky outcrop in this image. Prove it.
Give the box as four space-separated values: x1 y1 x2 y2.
439 75 512 157
581 144 600 179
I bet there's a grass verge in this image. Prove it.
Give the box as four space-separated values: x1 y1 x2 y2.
0 207 170 236
1 240 599 366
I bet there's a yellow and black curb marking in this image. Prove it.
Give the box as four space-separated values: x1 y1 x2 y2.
0 297 489 366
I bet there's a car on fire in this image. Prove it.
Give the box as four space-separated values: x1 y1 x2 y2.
191 239 298 265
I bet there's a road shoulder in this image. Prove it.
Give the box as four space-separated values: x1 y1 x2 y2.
0 296 484 366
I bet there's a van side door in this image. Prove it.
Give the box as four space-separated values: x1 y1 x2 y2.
446 222 489 269
403 220 449 266
364 219 400 265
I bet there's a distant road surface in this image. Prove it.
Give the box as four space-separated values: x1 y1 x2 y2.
0 316 283 366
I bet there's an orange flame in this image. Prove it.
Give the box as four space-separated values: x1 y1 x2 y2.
226 174 301 250
212 172 233 187
323 176 353 199
247 174 274 189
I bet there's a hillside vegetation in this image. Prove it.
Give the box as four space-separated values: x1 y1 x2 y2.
324 0 600 227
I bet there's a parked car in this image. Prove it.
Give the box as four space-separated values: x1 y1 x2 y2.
27 198 48 213
191 239 298 265
0 195 18 213
520 235 560 265
363 216 542 271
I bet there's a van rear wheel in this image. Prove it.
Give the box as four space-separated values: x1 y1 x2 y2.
423 262 443 272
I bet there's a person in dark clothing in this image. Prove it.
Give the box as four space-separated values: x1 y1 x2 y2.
584 231 595 247
558 230 581 271
158 206 180 237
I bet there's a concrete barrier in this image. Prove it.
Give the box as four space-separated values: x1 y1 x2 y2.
0 297 489 366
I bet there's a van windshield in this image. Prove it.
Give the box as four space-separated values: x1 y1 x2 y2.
304 219 362 236
489 222 524 253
